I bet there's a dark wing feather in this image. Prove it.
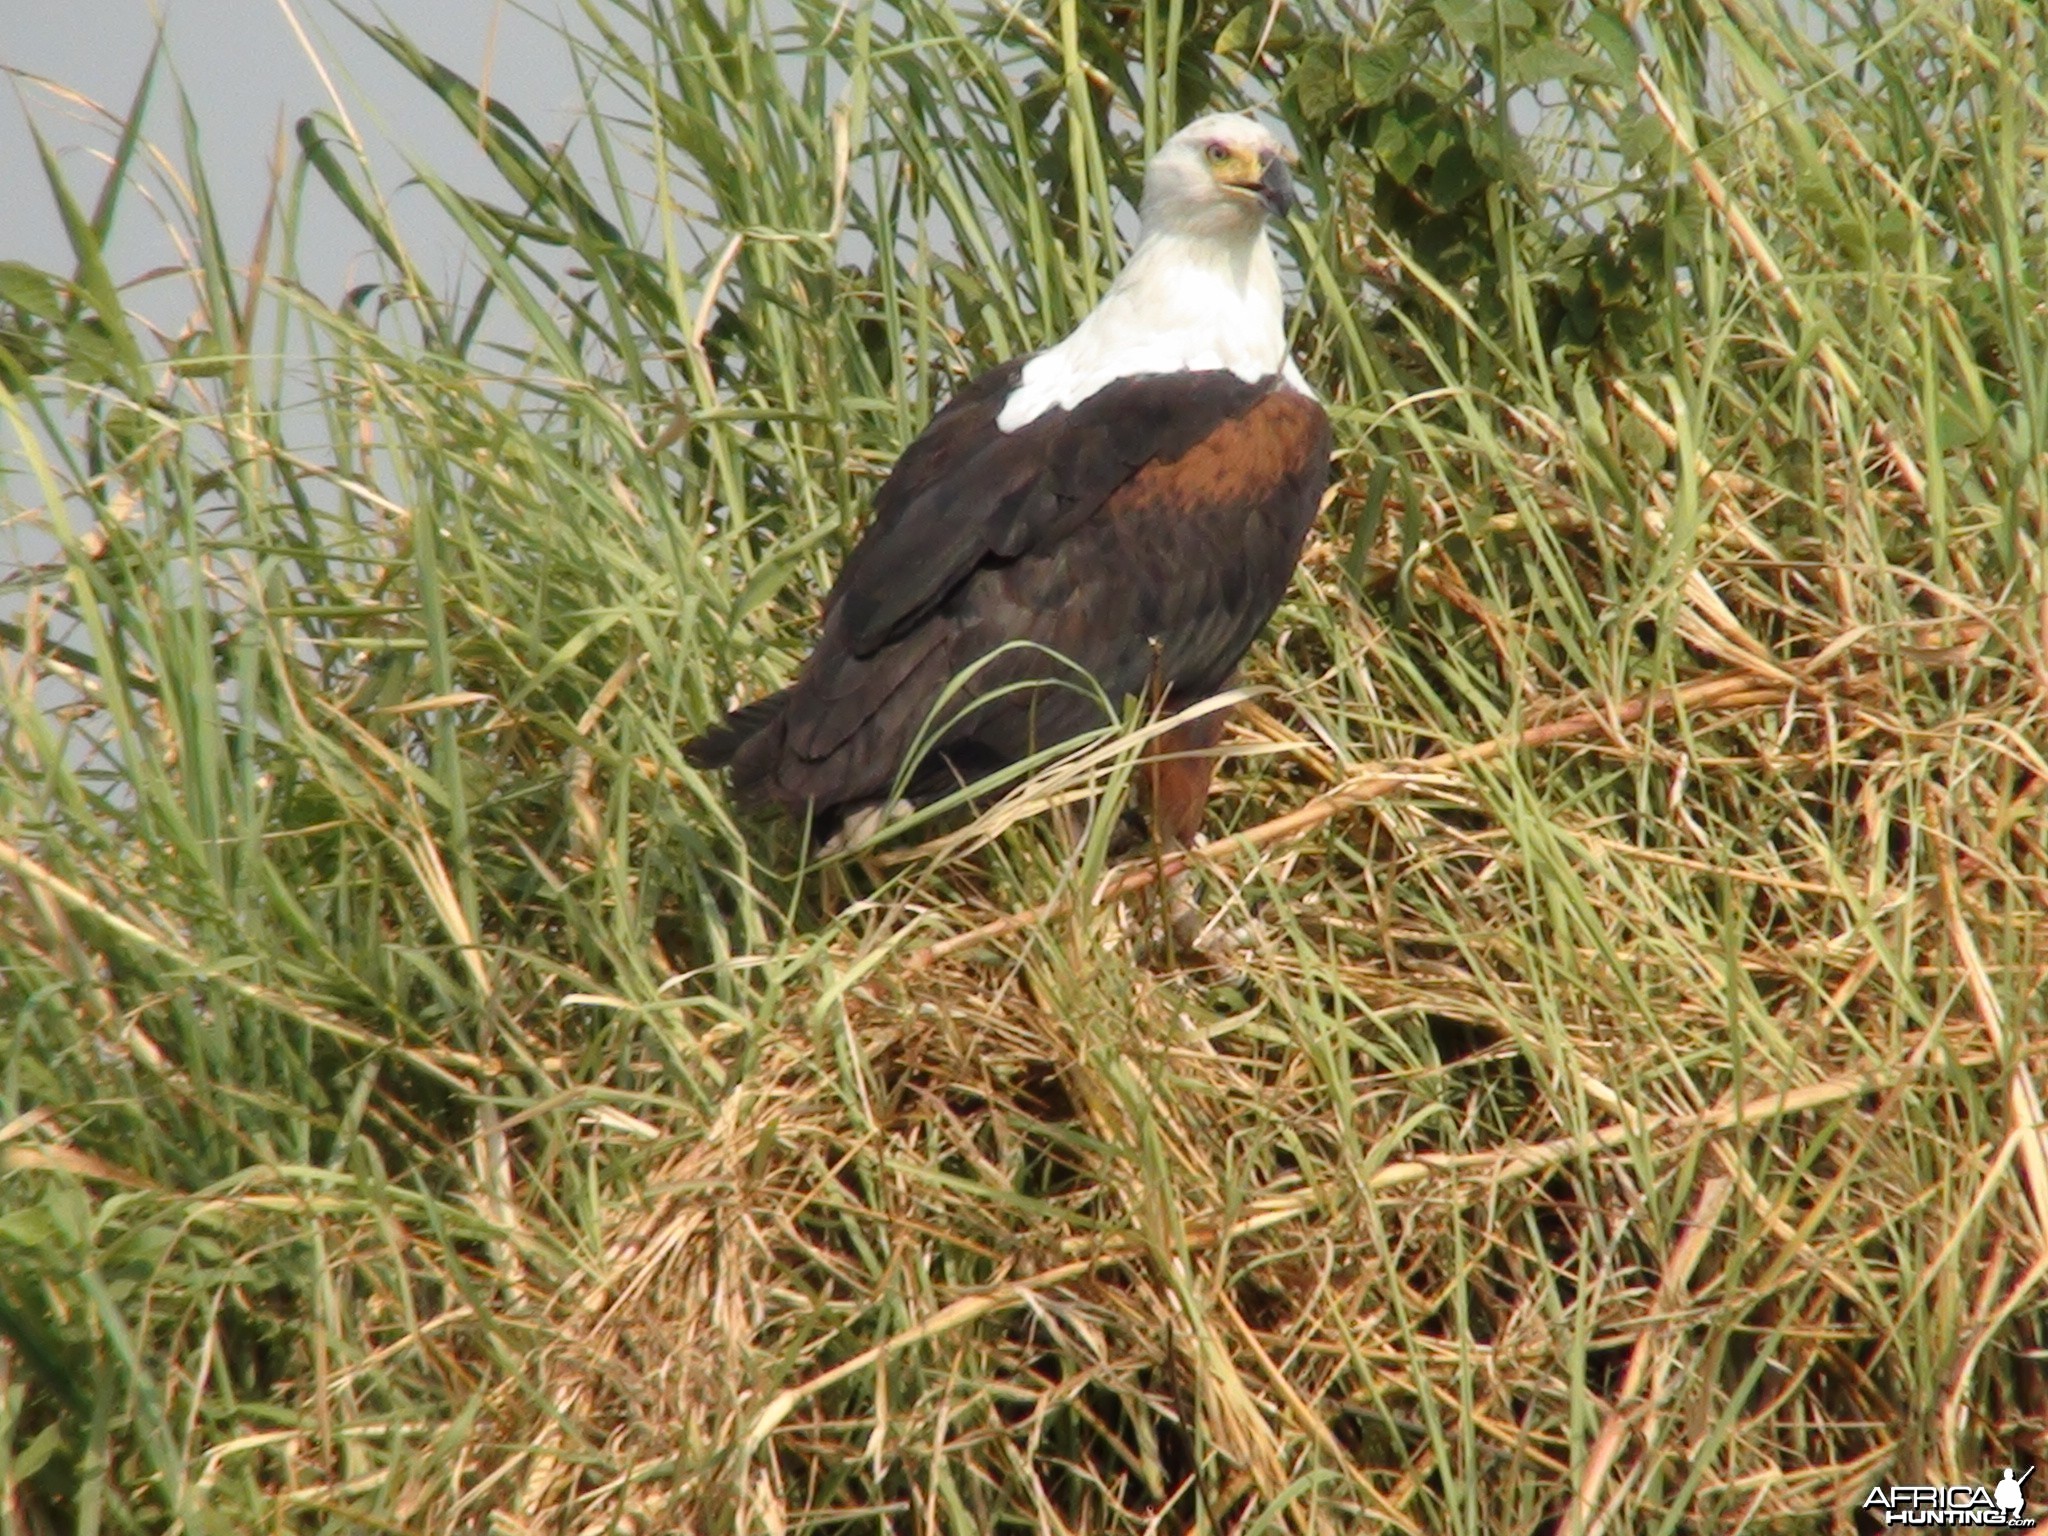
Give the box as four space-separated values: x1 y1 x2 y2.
831 370 1269 656
928 386 1332 764
682 691 789 769
845 355 1030 549
699 371 1330 826
684 361 1024 775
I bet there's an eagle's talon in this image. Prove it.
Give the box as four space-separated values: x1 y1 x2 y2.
1150 868 1267 977
819 797 915 856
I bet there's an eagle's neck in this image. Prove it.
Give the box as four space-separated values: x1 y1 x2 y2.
996 223 1301 432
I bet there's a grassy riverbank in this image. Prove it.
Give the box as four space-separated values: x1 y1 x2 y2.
3 1 2044 1529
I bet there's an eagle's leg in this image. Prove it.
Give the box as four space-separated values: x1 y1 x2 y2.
1142 707 1232 847
1137 706 1263 968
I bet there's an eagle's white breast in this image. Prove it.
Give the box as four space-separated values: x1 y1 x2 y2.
996 225 1314 432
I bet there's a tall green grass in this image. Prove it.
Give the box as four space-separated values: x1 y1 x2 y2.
3 1 2044 1531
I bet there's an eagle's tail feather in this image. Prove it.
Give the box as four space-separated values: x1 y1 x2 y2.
684 691 791 770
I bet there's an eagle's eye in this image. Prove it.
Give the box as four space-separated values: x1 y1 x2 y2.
1204 142 1231 163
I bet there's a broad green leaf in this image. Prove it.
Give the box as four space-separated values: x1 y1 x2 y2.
1348 39 1415 107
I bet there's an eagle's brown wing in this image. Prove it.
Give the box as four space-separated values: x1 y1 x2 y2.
688 368 1329 834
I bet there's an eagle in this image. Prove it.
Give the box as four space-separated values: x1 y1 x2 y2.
687 114 1331 847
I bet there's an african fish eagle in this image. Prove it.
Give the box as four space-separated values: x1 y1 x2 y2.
687 113 1331 845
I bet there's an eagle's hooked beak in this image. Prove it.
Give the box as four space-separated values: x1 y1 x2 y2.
1255 150 1297 218
1217 144 1298 218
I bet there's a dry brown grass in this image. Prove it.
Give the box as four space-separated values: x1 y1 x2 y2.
448 556 2048 1531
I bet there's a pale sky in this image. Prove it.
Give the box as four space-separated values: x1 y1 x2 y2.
1 0 593 315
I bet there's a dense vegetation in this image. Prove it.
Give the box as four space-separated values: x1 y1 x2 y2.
3 0 2044 1530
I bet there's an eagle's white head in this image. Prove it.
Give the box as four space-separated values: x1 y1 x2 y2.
995 112 1310 431
1139 113 1298 238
